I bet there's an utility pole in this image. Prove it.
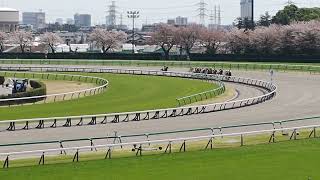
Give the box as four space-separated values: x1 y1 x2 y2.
120 13 123 26
127 11 140 54
251 0 254 26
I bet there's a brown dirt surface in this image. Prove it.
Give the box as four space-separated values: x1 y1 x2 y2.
43 80 96 95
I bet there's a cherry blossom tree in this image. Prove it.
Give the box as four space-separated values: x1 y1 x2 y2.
199 28 225 54
249 25 281 55
226 20 320 55
40 32 63 54
0 32 7 53
291 20 320 54
226 28 251 54
150 24 178 60
10 30 33 53
176 24 202 57
89 28 127 53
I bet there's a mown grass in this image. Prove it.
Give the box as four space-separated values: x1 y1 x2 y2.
0 138 319 180
1 59 320 72
0 73 215 120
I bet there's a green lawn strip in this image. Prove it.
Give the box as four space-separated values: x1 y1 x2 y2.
0 136 319 180
1 59 320 72
0 128 316 168
0 73 215 120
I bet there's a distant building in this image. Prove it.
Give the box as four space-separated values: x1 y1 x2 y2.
240 0 253 20
22 11 46 29
55 31 88 45
0 7 19 32
66 18 74 25
167 19 175 25
175 16 188 26
55 18 64 25
141 24 156 32
74 13 91 27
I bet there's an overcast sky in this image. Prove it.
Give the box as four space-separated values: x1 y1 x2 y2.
2 0 320 27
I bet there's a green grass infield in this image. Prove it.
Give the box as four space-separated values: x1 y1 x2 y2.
0 72 215 120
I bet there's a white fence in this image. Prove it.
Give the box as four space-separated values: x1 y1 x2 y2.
0 123 318 168
0 66 277 132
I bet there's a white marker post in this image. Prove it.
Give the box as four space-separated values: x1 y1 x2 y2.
270 69 274 84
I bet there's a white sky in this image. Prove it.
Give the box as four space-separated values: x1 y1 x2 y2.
2 0 320 27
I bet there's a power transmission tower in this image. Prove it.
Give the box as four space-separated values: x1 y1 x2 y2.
218 5 221 26
285 0 295 5
209 9 214 25
197 0 208 26
214 5 217 25
107 1 117 28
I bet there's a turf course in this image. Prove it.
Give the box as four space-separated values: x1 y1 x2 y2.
0 73 215 120
1 59 320 72
0 138 319 180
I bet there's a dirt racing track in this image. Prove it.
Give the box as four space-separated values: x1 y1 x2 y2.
0 65 319 157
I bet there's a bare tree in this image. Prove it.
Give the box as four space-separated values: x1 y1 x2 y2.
10 30 33 53
89 28 127 53
150 24 178 59
176 24 202 57
0 32 7 53
199 28 225 54
40 32 63 54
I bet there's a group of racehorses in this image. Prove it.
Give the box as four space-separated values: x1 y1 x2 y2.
160 66 232 77
191 67 232 76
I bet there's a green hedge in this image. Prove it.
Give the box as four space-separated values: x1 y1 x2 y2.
0 79 47 105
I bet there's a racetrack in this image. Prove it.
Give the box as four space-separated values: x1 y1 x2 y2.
0 65 319 156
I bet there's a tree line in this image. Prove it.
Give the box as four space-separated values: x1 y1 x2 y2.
0 4 319 59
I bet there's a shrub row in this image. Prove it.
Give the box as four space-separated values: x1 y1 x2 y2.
0 76 4 85
1 53 320 63
0 79 47 106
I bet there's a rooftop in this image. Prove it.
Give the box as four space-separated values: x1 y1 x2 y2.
0 7 18 12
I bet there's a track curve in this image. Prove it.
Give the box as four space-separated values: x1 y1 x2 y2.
0 65 319 155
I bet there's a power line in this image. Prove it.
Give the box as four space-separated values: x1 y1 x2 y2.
118 4 195 10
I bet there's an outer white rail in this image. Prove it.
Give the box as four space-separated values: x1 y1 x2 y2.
0 66 277 132
0 123 317 168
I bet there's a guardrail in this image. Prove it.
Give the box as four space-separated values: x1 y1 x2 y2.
0 66 277 132
1 116 319 155
1 122 319 168
0 71 109 106
176 81 226 106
